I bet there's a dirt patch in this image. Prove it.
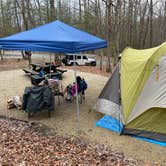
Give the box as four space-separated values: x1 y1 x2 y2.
62 65 112 77
0 59 28 72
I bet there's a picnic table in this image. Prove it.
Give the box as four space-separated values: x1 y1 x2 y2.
30 63 59 73
22 62 67 80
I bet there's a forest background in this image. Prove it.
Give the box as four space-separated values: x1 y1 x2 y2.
0 0 165 70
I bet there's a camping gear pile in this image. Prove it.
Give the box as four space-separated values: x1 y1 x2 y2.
94 42 166 143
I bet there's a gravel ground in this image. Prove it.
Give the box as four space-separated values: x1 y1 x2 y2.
0 60 165 165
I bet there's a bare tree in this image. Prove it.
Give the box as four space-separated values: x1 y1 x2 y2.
163 1 166 40
50 0 56 21
0 50 3 61
102 0 113 72
0 0 165 69
149 0 153 47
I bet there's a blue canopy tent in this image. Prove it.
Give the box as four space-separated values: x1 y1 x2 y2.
0 20 107 129
0 20 107 53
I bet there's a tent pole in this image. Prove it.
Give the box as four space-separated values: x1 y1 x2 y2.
49 53 51 76
118 110 121 135
74 55 80 131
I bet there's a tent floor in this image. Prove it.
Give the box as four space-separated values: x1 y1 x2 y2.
96 115 166 147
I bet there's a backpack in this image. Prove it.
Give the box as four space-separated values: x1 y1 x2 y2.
80 79 87 91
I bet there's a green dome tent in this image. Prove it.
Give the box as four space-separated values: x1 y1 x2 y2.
94 42 166 143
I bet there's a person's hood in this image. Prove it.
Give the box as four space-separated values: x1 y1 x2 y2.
30 85 46 93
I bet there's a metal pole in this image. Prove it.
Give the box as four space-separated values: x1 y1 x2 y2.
73 55 80 130
0 50 3 61
49 53 52 78
118 110 121 135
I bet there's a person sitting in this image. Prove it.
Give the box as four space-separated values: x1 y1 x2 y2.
65 84 73 101
63 76 87 101
22 76 55 117
63 82 79 101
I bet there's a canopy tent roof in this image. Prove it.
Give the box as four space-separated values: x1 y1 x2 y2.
0 20 107 53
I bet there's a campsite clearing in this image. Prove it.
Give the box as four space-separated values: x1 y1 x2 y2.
0 67 165 164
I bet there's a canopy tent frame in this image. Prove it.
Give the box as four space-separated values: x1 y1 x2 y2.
0 20 107 131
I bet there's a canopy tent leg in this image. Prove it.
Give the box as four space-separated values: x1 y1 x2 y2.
73 55 80 131
49 53 52 75
0 50 4 61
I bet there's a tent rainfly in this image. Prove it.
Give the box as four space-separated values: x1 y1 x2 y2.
94 42 166 142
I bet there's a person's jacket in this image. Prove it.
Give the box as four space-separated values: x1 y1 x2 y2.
22 85 54 113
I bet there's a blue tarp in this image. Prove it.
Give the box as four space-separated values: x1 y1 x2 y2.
133 136 166 147
96 115 166 147
0 20 107 53
96 115 123 134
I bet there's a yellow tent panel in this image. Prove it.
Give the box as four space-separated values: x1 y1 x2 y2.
121 42 166 123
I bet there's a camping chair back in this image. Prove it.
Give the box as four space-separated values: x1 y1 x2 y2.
47 79 63 105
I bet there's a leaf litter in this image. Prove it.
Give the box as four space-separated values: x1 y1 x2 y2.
0 118 150 165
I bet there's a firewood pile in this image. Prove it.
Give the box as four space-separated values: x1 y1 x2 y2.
0 118 143 165
7 96 22 110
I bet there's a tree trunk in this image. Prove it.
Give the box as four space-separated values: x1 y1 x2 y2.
20 0 29 30
102 0 113 73
113 0 121 64
149 0 153 47
138 0 148 48
127 0 133 46
28 54 32 68
34 0 42 24
0 50 3 61
163 1 166 40
25 0 35 27
50 0 56 21
14 0 21 32
79 0 82 22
